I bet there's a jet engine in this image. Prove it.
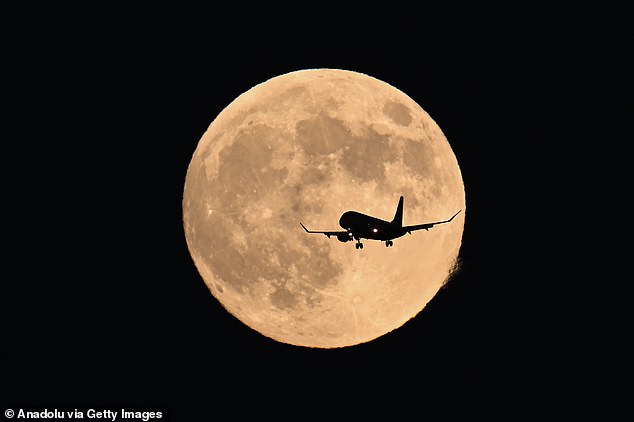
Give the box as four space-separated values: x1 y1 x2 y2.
337 233 352 242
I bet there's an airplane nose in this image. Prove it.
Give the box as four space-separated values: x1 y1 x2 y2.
339 212 350 229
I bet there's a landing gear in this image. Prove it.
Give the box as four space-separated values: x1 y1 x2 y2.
355 241 364 250
385 240 393 247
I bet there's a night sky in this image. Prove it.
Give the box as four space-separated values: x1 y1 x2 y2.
4 10 626 419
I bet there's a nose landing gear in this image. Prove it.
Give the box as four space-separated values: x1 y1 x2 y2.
355 241 364 250
385 240 393 247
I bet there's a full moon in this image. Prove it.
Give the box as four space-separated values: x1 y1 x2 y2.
183 69 465 348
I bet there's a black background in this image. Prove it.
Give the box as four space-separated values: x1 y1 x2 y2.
3 9 628 420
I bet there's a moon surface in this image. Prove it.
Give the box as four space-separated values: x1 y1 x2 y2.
183 69 465 348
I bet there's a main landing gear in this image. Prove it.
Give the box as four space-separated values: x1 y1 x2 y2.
354 240 393 249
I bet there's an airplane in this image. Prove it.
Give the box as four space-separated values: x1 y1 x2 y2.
300 196 461 249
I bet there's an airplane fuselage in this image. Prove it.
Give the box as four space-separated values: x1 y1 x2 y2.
339 211 408 242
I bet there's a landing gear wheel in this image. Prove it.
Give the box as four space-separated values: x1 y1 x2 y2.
355 242 364 250
385 240 393 247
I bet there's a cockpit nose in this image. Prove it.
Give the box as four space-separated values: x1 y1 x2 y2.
339 211 353 229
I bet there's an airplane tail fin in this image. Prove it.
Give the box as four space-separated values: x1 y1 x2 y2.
391 196 404 227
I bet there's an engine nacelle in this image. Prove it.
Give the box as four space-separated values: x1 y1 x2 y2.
337 233 352 242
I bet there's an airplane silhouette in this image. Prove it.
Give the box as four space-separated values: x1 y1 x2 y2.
300 196 461 249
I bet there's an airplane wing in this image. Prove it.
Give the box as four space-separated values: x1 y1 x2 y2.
299 222 348 239
402 210 462 233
